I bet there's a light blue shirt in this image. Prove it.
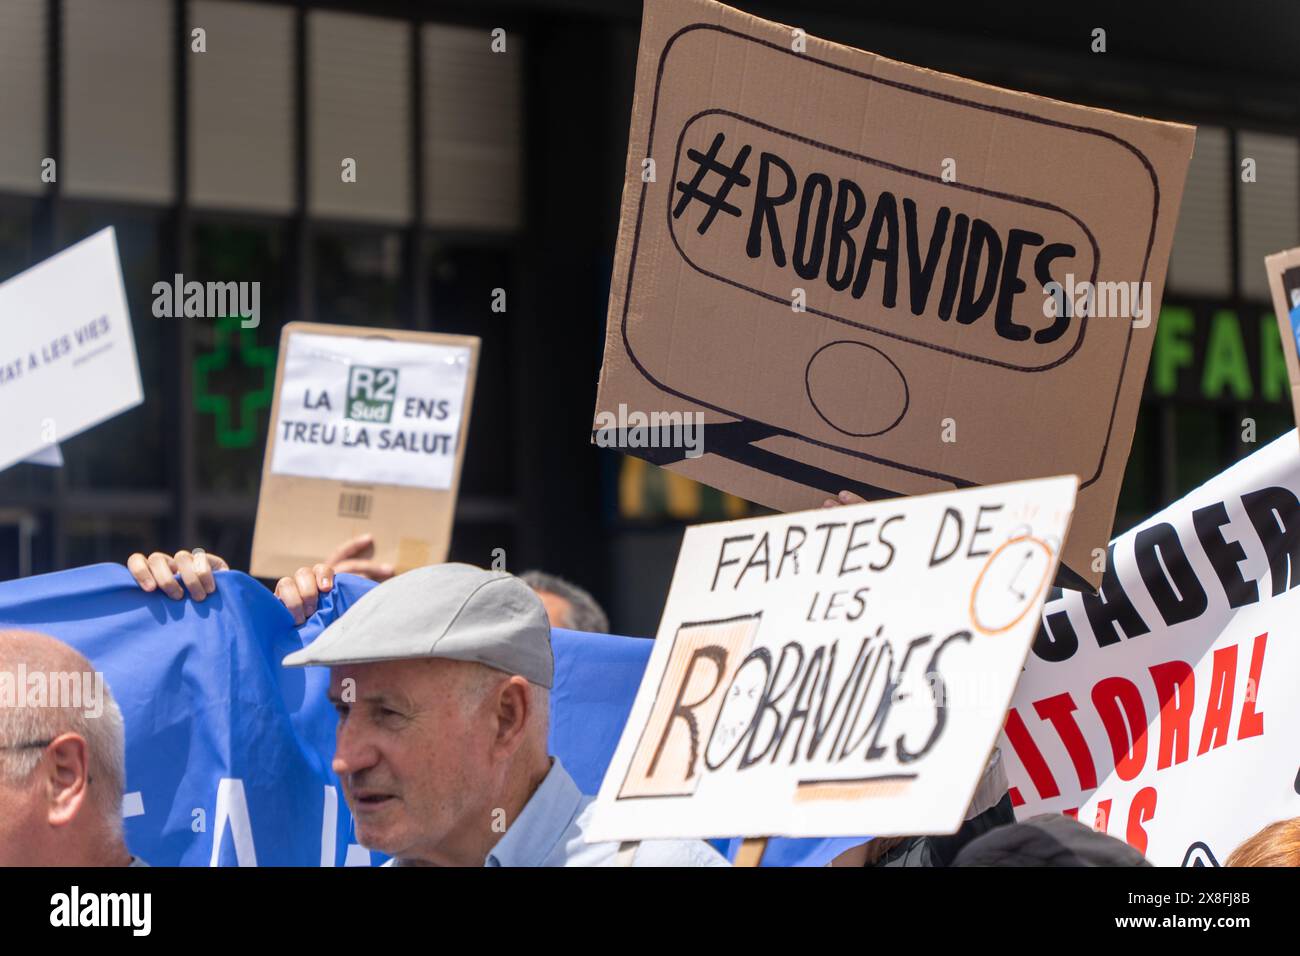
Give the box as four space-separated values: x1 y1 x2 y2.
485 758 729 867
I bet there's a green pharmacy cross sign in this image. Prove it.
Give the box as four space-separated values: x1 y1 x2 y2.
194 315 276 449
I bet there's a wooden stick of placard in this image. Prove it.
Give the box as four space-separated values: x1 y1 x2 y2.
615 841 638 866
733 837 767 867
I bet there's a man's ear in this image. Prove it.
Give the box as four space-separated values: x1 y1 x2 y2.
491 676 533 760
42 733 91 828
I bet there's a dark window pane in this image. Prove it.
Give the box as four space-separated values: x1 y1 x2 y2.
64 513 167 568
429 240 514 497
196 514 256 577
0 197 54 498
1245 405 1294 451
1175 406 1225 495
448 520 514 571
1114 403 1157 535
0 195 36 278
0 509 52 582
313 230 405 329
0 460 56 501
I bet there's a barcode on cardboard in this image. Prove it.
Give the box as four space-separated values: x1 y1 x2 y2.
338 492 372 519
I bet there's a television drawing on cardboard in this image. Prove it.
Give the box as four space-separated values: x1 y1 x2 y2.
587 475 1077 842
593 0 1196 589
250 322 479 580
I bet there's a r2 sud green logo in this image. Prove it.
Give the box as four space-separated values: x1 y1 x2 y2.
346 366 399 423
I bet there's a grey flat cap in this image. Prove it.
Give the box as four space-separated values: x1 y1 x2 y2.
281 563 554 687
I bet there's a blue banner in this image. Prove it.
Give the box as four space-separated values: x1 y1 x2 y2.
0 564 861 866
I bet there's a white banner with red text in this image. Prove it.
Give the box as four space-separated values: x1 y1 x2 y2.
1002 431 1300 866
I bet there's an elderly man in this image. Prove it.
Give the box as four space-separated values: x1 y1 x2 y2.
0 629 143 866
279 563 726 867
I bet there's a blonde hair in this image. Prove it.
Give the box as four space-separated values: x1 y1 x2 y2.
1225 818 1300 867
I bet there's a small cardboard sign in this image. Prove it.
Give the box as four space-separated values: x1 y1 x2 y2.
250 322 479 580
593 0 1195 590
586 475 1077 842
1264 248 1300 438
0 228 143 473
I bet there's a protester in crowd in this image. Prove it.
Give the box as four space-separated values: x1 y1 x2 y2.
274 561 726 866
1226 817 1300 866
519 570 610 633
0 629 145 866
951 813 1151 866
125 532 393 603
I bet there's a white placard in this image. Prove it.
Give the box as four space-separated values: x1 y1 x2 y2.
1004 431 1300 866
0 228 143 472
269 332 471 490
587 475 1078 842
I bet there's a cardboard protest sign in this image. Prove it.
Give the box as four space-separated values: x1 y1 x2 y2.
250 322 479 580
0 227 143 472
1264 248 1300 438
587 475 1077 842
593 0 1195 590
1002 431 1300 866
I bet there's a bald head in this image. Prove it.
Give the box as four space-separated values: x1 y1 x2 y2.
0 628 96 678
0 629 129 866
